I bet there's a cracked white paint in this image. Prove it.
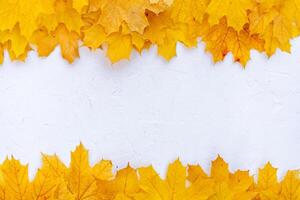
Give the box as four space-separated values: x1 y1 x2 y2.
0 40 300 179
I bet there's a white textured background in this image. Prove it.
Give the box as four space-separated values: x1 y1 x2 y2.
0 40 300 178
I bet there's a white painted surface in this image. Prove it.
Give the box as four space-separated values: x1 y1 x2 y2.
0 40 300 179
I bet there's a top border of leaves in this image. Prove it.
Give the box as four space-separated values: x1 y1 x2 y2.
0 0 299 66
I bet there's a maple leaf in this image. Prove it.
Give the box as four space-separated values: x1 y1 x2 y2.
32 169 58 200
1 157 30 200
166 159 186 200
262 20 292 56
206 0 254 30
185 176 215 200
202 18 264 66
279 170 300 200
31 28 57 57
52 179 74 200
202 18 232 63
229 170 254 193
187 165 208 183
170 0 209 23
68 143 98 200
41 154 68 179
0 25 31 62
135 166 170 200
226 25 264 66
98 0 167 34
283 0 300 32
145 12 195 61
0 0 54 39
257 162 280 200
106 32 133 63
92 160 113 181
207 156 258 200
83 25 107 50
32 154 72 200
97 165 139 199
248 4 277 35
54 24 80 63
208 182 233 200
38 0 83 33
229 170 257 199
210 155 230 182
114 165 139 196
249 1 298 56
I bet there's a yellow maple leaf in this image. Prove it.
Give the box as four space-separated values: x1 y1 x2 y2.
41 154 68 179
68 143 98 200
166 159 186 200
263 13 297 56
106 32 132 63
170 0 209 23
51 179 74 200
229 170 254 193
54 24 80 63
1 157 30 200
279 170 300 200
211 155 230 182
145 12 195 61
33 154 71 200
98 0 167 34
226 25 265 66
32 169 61 200
83 25 107 50
248 5 277 35
283 0 300 32
0 25 31 62
92 160 113 181
187 164 208 183
249 2 297 57
209 157 258 200
114 165 139 196
202 18 264 65
0 0 54 39
257 162 280 200
135 165 170 200
206 0 254 30
31 28 57 57
202 18 231 63
97 165 139 199
38 0 83 34
208 182 233 200
229 170 257 200
185 176 215 200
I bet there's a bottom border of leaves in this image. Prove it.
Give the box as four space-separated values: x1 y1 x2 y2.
0 143 297 200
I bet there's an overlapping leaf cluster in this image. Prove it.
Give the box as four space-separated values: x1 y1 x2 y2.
0 143 299 200
0 0 299 65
